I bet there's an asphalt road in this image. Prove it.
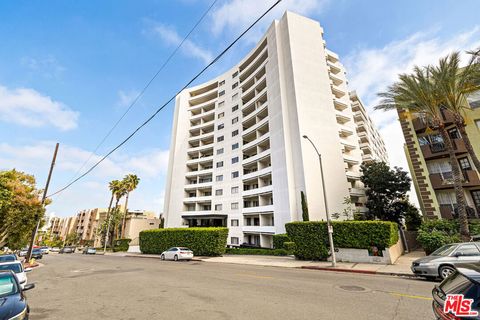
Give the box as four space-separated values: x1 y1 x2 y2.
26 253 435 320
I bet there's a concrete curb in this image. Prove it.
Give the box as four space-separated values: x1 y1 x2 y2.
300 266 417 279
123 254 203 262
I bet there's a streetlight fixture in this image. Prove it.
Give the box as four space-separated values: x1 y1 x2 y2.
302 135 336 267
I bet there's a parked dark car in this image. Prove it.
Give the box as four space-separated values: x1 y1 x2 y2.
432 263 480 319
0 254 17 263
31 248 43 259
0 270 35 320
59 246 75 254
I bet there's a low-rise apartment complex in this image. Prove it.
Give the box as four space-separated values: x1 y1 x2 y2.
163 12 386 248
399 93 480 219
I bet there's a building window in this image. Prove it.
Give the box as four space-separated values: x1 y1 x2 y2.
216 161 224 168
217 148 224 155
231 186 239 194
232 117 238 124
459 157 472 170
215 204 222 211
232 71 238 78
231 202 239 210
231 237 239 245
232 130 239 137
219 90 225 97
215 189 223 196
218 101 225 107
216 175 223 182
232 93 238 101
217 136 224 142
232 143 239 150
232 171 239 178
218 123 224 130
218 112 224 119
232 105 239 112
231 219 239 227
232 157 239 164
232 82 238 89
219 80 225 86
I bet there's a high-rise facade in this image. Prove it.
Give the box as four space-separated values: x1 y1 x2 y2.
163 12 383 248
399 93 480 219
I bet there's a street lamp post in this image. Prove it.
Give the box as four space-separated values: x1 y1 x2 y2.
302 135 336 267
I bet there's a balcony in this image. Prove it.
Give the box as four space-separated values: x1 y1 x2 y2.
333 98 348 111
243 149 271 166
242 204 274 214
243 185 273 197
439 204 479 220
420 138 467 159
413 110 455 133
430 170 480 189
349 187 365 197
242 226 275 234
243 166 272 181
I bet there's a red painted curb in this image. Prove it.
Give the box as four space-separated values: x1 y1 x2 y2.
300 266 377 275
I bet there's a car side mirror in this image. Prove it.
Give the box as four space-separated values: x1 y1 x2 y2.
23 283 35 291
454 252 463 257
24 268 33 273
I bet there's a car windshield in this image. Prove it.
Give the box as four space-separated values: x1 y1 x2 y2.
0 273 19 298
0 264 22 273
431 244 457 256
0 255 16 262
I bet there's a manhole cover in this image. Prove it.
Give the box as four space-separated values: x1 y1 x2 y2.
338 285 367 292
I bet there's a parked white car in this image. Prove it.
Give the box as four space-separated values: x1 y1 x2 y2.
0 261 32 289
160 247 193 261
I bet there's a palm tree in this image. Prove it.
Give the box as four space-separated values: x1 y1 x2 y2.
103 179 125 251
375 66 470 239
112 181 127 241
431 51 480 173
120 174 140 238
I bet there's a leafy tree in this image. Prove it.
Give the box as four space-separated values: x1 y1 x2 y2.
360 162 412 223
376 65 470 239
64 232 80 246
301 191 309 221
404 203 422 231
121 174 140 238
0 170 46 249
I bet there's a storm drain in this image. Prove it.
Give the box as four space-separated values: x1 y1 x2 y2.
337 285 368 292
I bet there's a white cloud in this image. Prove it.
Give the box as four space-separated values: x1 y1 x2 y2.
117 90 140 108
0 141 169 216
20 55 66 79
209 0 328 42
0 85 79 130
150 23 213 64
344 27 480 208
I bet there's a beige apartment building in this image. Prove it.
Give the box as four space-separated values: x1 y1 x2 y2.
399 93 480 219
163 12 386 248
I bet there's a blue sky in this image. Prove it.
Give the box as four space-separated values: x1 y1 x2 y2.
1 0 479 217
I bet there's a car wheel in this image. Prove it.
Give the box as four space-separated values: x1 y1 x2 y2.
439 265 455 280
160 254 165 260
174 255 178 261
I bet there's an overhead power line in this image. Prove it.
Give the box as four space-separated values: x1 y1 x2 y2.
63 0 219 189
48 0 282 198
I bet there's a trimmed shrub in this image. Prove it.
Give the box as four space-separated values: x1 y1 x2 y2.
283 241 296 255
139 227 228 256
272 234 291 249
286 221 399 261
113 238 131 252
417 230 460 255
225 248 288 256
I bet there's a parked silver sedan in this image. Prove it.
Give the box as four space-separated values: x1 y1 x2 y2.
160 247 193 261
411 242 480 280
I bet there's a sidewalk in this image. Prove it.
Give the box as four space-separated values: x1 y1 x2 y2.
117 250 424 277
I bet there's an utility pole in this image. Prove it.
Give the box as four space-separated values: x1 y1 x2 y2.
26 143 59 263
302 135 337 267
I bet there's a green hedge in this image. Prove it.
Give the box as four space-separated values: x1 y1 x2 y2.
272 234 291 249
284 242 296 255
225 248 288 256
285 221 399 260
139 227 228 256
113 238 131 252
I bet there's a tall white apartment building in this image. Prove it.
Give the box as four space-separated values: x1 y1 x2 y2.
164 12 374 248
350 91 389 164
